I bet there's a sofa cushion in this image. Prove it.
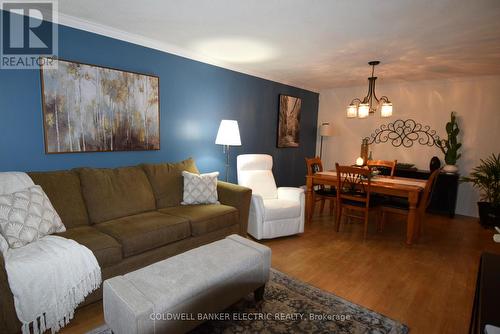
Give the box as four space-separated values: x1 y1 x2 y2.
95 211 191 257
78 167 156 224
141 158 199 208
56 226 122 267
29 170 90 228
159 205 238 236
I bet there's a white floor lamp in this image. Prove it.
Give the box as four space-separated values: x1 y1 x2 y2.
215 120 241 181
319 122 333 159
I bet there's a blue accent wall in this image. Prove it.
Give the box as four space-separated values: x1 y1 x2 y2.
0 18 318 186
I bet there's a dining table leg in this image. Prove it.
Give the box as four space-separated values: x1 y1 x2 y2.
305 176 314 224
406 191 419 245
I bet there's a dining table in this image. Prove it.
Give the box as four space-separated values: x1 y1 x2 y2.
305 171 428 245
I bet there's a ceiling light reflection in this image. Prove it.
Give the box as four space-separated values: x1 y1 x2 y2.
192 37 277 64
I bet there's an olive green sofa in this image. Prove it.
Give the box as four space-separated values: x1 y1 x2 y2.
0 158 252 334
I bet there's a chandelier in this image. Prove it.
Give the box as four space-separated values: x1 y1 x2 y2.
346 61 393 119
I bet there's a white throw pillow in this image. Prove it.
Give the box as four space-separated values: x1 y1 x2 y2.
0 185 66 248
0 172 35 195
0 234 8 257
181 171 220 205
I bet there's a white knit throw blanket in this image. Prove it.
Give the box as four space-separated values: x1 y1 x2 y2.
4 235 101 334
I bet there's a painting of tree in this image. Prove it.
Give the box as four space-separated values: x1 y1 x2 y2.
40 59 160 153
277 94 301 148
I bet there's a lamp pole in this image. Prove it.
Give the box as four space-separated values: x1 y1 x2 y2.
320 136 324 159
224 144 230 182
215 120 241 183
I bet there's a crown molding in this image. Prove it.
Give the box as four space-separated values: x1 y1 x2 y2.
56 12 318 93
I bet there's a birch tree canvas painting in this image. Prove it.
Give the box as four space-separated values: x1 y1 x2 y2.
277 94 301 148
40 59 160 153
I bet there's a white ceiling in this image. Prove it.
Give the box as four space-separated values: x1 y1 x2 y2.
58 0 500 91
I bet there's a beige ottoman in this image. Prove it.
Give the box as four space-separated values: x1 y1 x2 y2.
103 234 271 334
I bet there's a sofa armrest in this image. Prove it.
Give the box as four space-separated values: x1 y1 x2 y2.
217 181 252 236
0 253 20 334
277 187 304 203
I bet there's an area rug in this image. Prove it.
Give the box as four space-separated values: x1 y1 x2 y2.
88 269 408 334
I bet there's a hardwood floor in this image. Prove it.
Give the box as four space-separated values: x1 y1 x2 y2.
61 208 500 334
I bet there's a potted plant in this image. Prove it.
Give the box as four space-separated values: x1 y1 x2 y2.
462 153 500 227
436 112 461 173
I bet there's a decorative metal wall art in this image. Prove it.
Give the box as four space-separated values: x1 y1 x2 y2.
364 119 441 148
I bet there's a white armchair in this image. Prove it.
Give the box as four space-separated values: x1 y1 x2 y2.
237 154 304 240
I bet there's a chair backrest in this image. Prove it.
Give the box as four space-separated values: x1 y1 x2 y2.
419 168 440 213
305 157 323 176
335 163 372 207
237 154 278 199
367 159 397 177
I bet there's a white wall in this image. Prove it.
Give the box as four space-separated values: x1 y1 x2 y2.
317 75 500 217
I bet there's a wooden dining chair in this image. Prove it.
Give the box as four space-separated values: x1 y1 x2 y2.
367 159 397 177
305 157 336 218
379 168 440 237
335 163 380 240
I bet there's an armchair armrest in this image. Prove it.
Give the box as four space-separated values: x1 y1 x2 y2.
247 193 266 239
277 187 304 202
217 181 252 236
277 187 305 234
250 193 265 219
0 253 20 334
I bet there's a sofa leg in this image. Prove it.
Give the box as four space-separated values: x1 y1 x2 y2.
254 284 266 302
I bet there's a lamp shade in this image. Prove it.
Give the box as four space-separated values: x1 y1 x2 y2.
381 102 393 117
215 120 241 146
358 103 370 118
346 105 357 118
319 123 334 137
